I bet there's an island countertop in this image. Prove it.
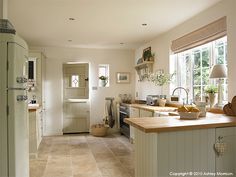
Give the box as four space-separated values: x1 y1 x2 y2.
124 113 236 133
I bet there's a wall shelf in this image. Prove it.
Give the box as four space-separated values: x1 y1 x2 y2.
135 61 154 81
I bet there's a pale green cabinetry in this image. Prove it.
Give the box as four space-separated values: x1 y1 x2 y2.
134 127 236 177
29 108 43 159
139 109 153 117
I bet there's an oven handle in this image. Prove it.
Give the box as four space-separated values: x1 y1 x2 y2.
119 111 128 115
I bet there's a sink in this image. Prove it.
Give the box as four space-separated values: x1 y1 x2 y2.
28 104 40 110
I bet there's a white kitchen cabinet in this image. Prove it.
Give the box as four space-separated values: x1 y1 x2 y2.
129 107 140 143
139 109 153 117
130 107 140 118
29 51 46 135
29 108 42 159
215 127 236 174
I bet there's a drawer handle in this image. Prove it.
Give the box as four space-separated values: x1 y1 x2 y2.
17 95 28 101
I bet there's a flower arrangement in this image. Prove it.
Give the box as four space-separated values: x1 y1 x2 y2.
149 71 174 86
99 75 108 81
205 85 218 94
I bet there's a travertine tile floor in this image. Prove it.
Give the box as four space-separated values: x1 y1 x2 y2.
30 134 134 177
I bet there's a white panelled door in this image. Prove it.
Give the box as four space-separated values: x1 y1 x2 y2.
62 63 90 133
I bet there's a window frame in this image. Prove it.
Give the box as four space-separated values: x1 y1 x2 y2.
170 36 227 103
98 64 110 87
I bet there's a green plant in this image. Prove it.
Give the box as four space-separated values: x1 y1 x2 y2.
149 71 174 86
151 53 155 58
205 85 218 94
99 75 107 80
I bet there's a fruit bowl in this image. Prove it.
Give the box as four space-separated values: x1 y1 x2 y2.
178 111 201 120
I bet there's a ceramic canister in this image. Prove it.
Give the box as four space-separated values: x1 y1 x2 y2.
196 101 207 117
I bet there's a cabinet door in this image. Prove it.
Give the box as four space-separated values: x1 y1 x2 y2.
130 107 140 118
129 108 140 142
36 109 42 148
215 127 236 174
140 109 153 117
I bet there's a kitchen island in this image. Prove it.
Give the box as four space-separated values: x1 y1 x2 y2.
125 113 236 177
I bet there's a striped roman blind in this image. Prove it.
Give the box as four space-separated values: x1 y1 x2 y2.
171 16 227 54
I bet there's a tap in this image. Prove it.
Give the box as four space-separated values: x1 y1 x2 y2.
172 87 189 105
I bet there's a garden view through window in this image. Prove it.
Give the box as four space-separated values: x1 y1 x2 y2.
170 36 227 103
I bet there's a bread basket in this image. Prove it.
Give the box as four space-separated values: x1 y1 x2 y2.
178 111 201 120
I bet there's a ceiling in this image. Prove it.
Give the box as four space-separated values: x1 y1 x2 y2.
8 0 221 49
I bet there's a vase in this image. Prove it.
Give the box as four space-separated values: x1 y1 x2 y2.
100 80 107 87
159 98 166 107
209 93 217 108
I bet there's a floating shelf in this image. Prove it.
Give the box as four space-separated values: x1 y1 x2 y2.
135 61 154 81
135 61 154 70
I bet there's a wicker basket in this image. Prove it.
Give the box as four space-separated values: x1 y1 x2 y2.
91 124 109 137
178 112 201 120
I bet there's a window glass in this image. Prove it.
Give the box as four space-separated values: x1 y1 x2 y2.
71 75 79 87
98 64 109 87
170 36 227 103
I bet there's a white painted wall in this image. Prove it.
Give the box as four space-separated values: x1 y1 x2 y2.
0 0 8 19
30 47 135 135
135 0 236 101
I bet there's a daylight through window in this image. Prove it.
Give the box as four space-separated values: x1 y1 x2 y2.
98 64 109 87
170 36 227 103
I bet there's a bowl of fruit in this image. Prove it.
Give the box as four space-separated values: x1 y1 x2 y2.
178 105 201 120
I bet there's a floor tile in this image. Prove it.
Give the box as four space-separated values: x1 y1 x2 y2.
30 133 134 177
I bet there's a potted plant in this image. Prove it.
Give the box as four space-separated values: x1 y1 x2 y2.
99 75 108 87
205 85 218 108
149 71 175 106
149 53 155 61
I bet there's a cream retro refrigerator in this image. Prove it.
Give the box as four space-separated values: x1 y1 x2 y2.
0 19 29 177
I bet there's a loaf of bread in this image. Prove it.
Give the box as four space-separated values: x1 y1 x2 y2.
223 96 236 116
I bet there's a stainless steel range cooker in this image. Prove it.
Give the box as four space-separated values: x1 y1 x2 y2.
119 103 130 138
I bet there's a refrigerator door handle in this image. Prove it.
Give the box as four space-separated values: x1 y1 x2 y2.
16 77 28 83
17 95 28 101
7 88 27 90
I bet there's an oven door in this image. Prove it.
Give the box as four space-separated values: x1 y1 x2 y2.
119 110 130 138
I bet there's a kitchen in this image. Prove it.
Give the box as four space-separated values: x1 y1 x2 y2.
1 0 236 177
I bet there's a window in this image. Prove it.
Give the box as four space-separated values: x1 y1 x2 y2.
71 75 79 87
170 36 227 103
98 64 109 87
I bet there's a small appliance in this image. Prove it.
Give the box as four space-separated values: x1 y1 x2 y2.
146 95 159 106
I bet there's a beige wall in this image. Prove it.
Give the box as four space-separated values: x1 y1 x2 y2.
31 47 135 135
135 0 236 101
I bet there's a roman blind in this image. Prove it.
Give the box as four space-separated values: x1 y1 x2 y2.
171 16 227 53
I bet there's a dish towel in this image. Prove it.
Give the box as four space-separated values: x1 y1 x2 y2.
105 97 115 128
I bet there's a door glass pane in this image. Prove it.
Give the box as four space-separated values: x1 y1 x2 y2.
71 75 79 87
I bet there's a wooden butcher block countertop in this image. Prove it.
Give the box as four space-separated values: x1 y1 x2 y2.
124 113 236 133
